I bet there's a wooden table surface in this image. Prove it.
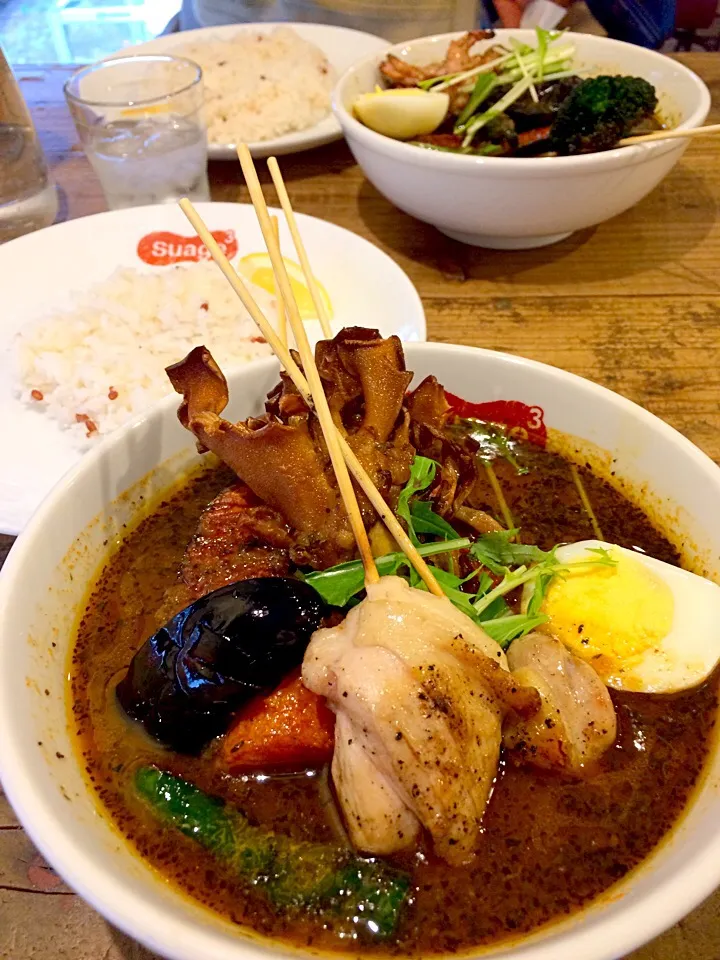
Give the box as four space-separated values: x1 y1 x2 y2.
2 53 720 960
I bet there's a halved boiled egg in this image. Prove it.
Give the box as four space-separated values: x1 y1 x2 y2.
353 88 449 140
522 540 720 694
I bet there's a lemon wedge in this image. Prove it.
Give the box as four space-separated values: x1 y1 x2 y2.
120 102 172 118
237 253 333 322
353 88 449 140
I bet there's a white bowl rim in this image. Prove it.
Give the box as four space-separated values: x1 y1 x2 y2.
332 29 711 177
3 342 720 960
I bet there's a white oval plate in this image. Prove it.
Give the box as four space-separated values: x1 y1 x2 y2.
0 201 425 535
114 22 389 159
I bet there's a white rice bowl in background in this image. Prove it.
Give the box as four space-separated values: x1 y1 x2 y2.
14 263 274 444
111 24 390 159
176 27 336 144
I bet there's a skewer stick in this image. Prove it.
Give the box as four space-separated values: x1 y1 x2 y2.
237 143 379 585
619 123 720 147
179 199 304 389
267 157 333 339
178 196 445 598
338 443 446 596
269 215 288 349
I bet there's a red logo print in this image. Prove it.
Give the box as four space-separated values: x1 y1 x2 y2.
137 229 238 266
444 393 547 448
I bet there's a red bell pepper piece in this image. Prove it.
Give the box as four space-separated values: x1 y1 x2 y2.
517 125 552 148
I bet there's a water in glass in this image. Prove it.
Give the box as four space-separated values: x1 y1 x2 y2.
65 55 210 211
86 115 209 209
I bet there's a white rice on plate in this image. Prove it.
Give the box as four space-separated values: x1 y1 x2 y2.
15 262 275 446
177 26 336 144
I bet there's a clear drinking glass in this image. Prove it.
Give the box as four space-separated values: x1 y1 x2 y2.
0 47 58 242
64 54 210 210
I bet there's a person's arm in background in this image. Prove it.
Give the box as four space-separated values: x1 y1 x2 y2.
492 0 574 26
186 0 483 37
492 0 528 25
492 0 675 47
585 0 676 48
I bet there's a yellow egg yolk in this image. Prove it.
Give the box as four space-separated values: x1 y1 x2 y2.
541 550 675 676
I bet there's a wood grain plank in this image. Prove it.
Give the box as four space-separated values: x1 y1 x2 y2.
211 142 720 302
0 832 72 893
0 789 20 831
0 887 158 959
423 295 720 462
629 891 720 960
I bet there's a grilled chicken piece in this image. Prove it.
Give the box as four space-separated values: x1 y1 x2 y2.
180 483 291 596
303 576 537 865
155 483 292 624
503 632 617 773
379 31 500 112
379 53 430 87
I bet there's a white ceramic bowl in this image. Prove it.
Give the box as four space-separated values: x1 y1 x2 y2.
2 342 720 960
332 31 711 248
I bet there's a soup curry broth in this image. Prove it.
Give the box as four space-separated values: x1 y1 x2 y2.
71 332 719 954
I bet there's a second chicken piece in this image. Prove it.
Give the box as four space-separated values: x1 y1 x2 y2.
502 631 617 773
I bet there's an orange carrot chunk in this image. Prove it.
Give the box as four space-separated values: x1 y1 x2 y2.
220 667 335 773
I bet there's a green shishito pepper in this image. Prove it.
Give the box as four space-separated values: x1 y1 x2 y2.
135 766 410 939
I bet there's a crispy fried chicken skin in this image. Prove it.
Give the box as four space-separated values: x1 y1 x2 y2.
166 329 505 573
167 330 416 567
379 31 499 111
408 376 503 534
168 346 351 567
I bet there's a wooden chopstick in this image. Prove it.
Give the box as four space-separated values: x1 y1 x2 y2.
179 199 304 386
179 195 445 598
267 157 333 340
619 122 720 147
337 444 446 596
237 144 379 585
269 215 288 350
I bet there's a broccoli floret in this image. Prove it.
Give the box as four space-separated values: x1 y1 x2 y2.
550 75 658 155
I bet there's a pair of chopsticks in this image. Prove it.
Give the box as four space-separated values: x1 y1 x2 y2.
179 146 445 598
619 122 720 147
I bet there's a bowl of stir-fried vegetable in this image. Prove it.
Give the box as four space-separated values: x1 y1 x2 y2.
333 29 710 248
